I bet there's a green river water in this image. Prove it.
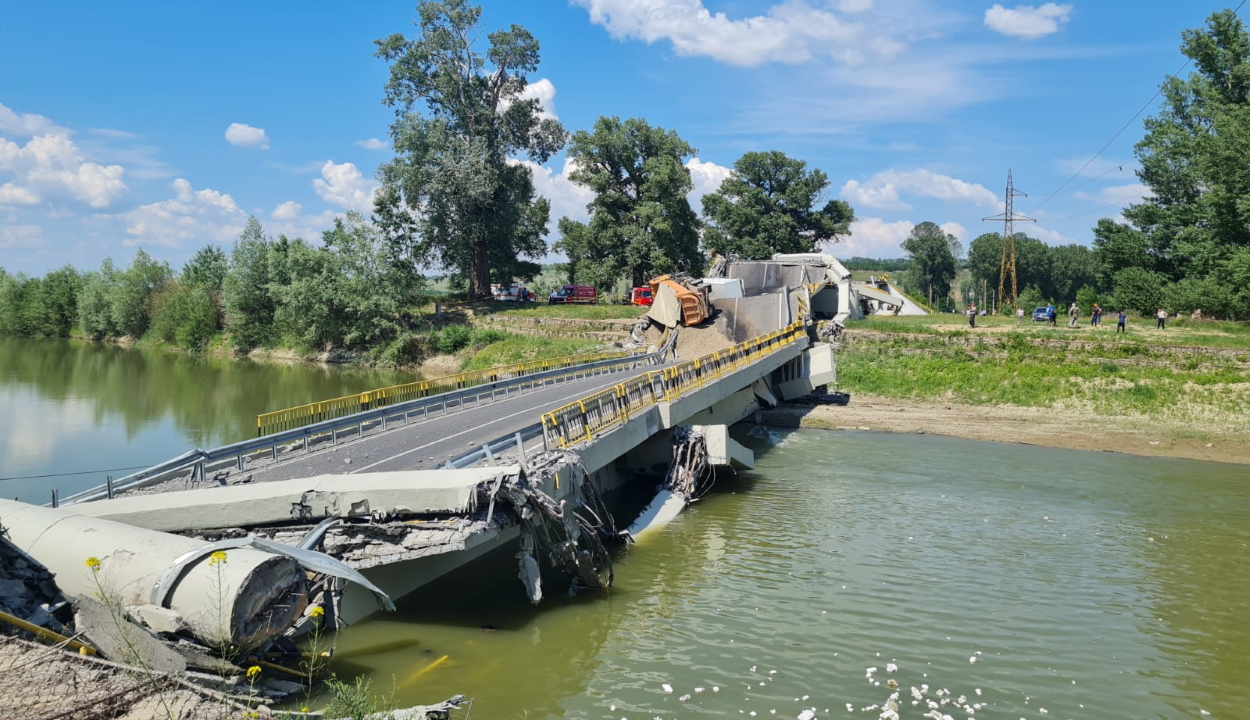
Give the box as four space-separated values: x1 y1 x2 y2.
3 337 1248 719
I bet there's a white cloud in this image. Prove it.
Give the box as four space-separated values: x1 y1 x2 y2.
512 157 595 227
837 217 915 257
517 78 558 119
685 157 733 213
0 103 67 137
1031 224 1075 244
841 169 999 211
940 221 968 241
0 133 127 208
120 178 245 248
313 160 378 212
0 183 40 207
1072 182 1149 206
355 138 388 151
0 223 45 250
984 3 1072 40
272 200 303 221
224 123 270 149
266 203 339 243
572 0 905 67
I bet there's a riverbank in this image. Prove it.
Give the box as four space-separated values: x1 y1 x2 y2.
792 317 1250 465
761 393 1250 465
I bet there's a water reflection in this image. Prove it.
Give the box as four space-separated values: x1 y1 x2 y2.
0 336 418 502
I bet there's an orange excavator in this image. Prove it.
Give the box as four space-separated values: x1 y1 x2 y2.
648 274 710 327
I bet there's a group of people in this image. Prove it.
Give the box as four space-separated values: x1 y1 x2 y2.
972 303 1173 334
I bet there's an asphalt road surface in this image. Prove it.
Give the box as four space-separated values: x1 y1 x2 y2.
243 363 669 483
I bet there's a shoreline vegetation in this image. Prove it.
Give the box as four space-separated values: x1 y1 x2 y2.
779 313 1250 465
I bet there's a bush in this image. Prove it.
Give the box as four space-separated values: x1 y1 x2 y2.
434 324 472 354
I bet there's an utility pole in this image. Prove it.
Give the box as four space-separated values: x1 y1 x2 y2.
982 170 1035 309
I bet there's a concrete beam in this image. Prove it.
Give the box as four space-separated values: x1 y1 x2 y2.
777 344 837 400
71 467 520 533
693 425 754 470
0 499 307 651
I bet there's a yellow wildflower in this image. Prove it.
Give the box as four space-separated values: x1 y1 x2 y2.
208 550 228 567
246 665 262 679
310 606 325 619
300 707 310 714
85 557 101 571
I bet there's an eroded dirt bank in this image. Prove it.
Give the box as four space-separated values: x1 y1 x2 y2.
761 393 1250 466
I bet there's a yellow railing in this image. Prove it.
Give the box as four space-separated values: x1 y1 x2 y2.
257 349 631 436
541 320 808 448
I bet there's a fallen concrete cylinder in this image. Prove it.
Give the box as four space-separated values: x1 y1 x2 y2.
0 499 307 652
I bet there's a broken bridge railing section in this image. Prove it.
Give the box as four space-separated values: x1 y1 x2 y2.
542 320 808 449
256 349 632 436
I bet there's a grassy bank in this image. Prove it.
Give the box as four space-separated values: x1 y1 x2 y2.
837 316 1250 436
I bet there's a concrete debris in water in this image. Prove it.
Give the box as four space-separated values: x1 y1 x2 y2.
507 451 616 603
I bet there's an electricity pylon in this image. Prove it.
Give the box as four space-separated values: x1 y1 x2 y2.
982 170 1035 309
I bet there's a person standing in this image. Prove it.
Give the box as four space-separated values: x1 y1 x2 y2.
1016 306 1025 324
1068 302 1080 328
968 303 977 328
1091 303 1101 327
1048 304 1057 327
1117 309 1127 333
1156 308 1167 329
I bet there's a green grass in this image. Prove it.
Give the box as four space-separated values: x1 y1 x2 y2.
837 334 1250 422
847 313 1250 350
459 335 610 371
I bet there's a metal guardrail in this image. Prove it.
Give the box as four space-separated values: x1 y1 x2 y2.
444 424 545 470
541 320 808 449
58 351 660 507
257 349 632 436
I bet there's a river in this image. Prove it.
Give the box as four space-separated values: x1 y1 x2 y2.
4 338 1247 718
0 336 418 503
328 429 1249 719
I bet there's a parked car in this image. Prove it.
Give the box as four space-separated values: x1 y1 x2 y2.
1032 306 1049 322
549 284 597 304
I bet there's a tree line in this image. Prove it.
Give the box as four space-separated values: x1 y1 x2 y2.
1 213 427 361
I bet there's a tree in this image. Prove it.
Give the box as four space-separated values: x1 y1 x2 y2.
556 116 704 289
110 250 170 338
322 211 425 347
78 260 120 339
374 0 566 299
900 222 958 307
183 245 228 294
701 150 854 260
1093 9 1250 318
223 217 275 350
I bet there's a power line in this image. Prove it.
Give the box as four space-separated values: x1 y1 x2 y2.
0 464 150 484
1028 0 1249 215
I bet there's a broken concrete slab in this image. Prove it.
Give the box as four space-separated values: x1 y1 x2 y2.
71 466 521 533
74 594 188 674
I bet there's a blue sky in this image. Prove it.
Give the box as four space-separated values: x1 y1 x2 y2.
0 0 1235 275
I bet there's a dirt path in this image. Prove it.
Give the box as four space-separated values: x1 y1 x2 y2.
760 393 1250 466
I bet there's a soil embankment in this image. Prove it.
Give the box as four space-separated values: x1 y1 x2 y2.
761 394 1250 466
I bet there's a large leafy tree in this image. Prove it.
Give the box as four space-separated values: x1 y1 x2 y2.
900 222 958 307
374 0 566 299
223 217 275 350
1095 9 1250 318
556 116 703 289
967 232 1096 304
702 151 854 260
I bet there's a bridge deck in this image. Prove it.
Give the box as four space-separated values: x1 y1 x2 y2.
206 362 672 487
